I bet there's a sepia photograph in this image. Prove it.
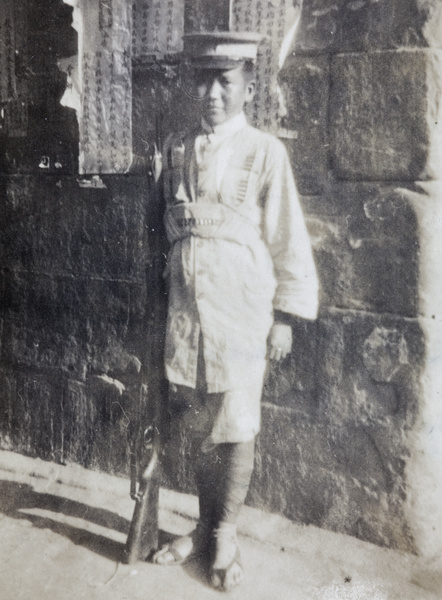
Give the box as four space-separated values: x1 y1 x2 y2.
0 1 441 598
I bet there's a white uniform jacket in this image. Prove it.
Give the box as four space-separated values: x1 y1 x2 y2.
163 112 318 397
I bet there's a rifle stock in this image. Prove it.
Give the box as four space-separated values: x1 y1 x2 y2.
125 437 161 564
125 373 163 564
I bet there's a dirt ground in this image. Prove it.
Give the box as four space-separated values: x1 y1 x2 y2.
0 450 440 600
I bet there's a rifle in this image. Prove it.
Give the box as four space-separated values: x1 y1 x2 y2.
125 102 165 565
125 381 161 564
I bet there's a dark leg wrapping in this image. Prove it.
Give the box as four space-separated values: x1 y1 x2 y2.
193 439 255 528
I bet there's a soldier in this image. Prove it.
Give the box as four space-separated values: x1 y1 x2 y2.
152 32 319 592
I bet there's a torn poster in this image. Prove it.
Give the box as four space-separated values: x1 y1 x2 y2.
0 0 16 103
0 0 28 138
231 0 302 133
62 0 132 174
132 0 184 59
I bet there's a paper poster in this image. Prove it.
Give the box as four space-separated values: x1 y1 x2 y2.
0 0 28 137
63 0 133 174
132 0 184 58
231 0 301 132
0 0 16 103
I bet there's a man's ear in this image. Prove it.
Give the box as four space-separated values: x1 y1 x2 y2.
245 80 256 103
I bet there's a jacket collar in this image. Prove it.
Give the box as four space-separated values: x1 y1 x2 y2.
201 111 247 137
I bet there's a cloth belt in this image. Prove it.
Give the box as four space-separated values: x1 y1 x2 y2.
164 202 262 248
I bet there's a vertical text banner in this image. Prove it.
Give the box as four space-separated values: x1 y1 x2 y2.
231 0 294 132
0 0 28 137
132 0 184 58
0 0 16 103
80 0 133 174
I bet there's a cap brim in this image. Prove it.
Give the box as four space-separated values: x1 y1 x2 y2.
189 56 253 70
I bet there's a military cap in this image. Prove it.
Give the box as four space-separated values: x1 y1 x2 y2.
182 31 262 69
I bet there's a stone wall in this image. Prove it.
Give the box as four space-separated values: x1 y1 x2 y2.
0 0 166 476
0 173 163 472
1 0 442 560
267 0 442 558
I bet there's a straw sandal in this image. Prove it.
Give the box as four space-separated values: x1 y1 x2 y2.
210 525 243 592
152 523 208 566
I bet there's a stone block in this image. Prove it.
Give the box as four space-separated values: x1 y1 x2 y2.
0 175 150 280
0 366 143 482
278 55 329 195
63 378 133 475
0 370 14 446
315 309 424 429
330 51 442 181
295 0 442 54
0 369 64 462
319 475 414 550
306 183 419 317
395 181 442 319
391 182 442 559
7 323 87 378
251 417 341 526
249 403 414 550
1 270 149 378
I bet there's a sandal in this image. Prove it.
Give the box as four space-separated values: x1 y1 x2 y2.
210 524 243 592
151 523 208 566
152 541 190 565
210 547 243 592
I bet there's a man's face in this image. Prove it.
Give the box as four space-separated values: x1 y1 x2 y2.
195 65 255 127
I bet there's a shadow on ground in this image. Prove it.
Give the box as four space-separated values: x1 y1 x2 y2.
0 477 209 586
0 479 129 562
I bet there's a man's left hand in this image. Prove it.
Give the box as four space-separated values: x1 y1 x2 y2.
268 323 292 361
